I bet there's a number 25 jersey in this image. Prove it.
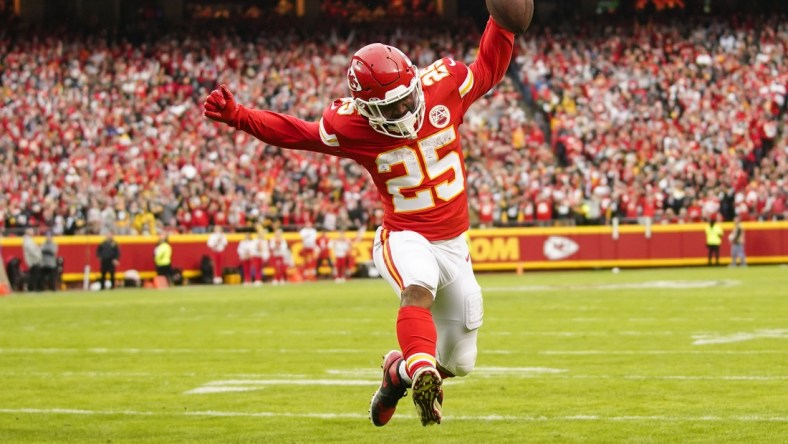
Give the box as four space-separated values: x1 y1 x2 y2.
229 18 514 241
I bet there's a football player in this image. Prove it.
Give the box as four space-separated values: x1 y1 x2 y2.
298 220 319 281
205 16 514 426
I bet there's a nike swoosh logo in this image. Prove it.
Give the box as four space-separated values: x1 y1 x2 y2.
447 58 456 66
465 253 470 262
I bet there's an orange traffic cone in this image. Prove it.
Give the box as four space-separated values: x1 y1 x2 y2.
153 276 169 289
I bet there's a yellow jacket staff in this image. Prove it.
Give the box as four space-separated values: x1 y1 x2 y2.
705 222 723 246
154 241 172 266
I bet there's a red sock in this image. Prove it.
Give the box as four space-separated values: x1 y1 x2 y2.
397 306 437 378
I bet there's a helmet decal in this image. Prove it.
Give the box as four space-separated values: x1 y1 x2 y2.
347 65 363 92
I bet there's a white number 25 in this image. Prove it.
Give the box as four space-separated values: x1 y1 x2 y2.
376 127 464 213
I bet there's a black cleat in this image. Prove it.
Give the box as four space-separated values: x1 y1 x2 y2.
369 350 408 426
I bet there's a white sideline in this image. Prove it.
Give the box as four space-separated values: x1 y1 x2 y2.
0 408 786 422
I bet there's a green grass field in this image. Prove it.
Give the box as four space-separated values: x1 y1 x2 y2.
1 266 786 443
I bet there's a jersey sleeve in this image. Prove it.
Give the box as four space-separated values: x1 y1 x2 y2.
316 98 376 149
460 16 515 113
230 106 342 155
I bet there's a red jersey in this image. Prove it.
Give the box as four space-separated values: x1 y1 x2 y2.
229 18 514 241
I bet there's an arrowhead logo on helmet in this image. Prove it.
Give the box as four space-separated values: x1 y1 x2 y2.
347 67 363 92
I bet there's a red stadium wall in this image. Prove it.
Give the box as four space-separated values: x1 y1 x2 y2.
1 222 786 282
468 222 788 270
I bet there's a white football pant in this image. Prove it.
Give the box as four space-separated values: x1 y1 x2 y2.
372 227 483 377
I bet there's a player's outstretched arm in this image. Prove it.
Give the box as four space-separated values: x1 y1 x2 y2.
204 84 330 153
463 17 516 105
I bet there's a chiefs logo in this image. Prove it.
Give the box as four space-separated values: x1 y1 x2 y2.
543 236 580 261
429 105 450 128
347 66 362 92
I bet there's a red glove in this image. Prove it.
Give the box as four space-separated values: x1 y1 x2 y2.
204 84 239 125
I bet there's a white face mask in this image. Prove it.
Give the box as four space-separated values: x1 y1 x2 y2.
355 75 425 139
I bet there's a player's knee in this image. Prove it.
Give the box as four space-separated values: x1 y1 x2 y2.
440 337 478 377
445 348 477 377
400 285 433 309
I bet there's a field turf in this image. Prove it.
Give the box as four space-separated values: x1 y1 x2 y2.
1 266 786 443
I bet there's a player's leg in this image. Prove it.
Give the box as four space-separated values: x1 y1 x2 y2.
432 276 482 378
277 258 287 283
247 258 255 283
247 257 262 284
258 257 267 283
432 235 483 378
99 264 107 290
336 257 348 282
270 258 279 284
302 249 314 280
400 282 443 426
309 252 317 280
212 252 220 283
372 228 439 359
374 229 439 376
249 259 257 285
240 260 246 283
371 228 442 426
275 257 283 283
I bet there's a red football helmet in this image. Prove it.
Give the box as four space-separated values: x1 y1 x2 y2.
347 43 425 139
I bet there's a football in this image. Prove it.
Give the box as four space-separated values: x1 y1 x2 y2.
486 0 534 34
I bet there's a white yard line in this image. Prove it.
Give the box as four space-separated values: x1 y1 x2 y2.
183 378 377 395
484 331 677 337
0 408 785 422
692 329 788 345
0 348 257 354
0 348 369 354
3 348 784 355
1 371 784 382
568 375 788 381
483 280 740 292
540 350 785 355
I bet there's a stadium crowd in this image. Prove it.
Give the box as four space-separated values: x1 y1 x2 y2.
0 11 786 236
515 14 788 225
